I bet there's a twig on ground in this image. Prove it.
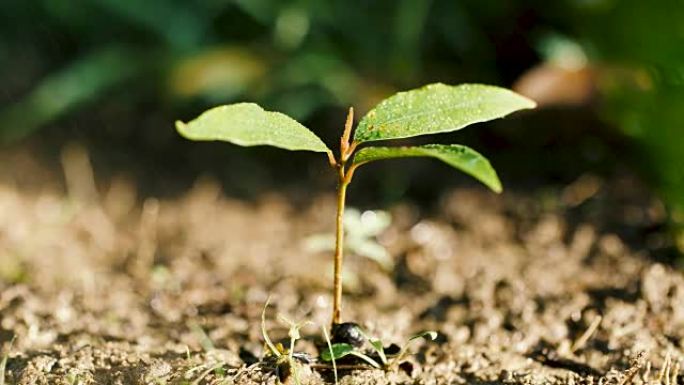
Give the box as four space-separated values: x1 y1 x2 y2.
571 315 602 354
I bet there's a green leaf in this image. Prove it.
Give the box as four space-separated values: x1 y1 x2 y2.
391 330 438 368
176 103 331 153
352 144 502 193
320 343 383 369
369 339 387 365
320 343 354 361
354 83 536 143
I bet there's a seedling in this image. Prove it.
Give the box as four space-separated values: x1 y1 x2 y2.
259 299 430 379
261 298 313 384
176 83 536 326
320 329 438 370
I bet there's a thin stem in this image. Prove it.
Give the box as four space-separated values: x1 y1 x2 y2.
331 106 357 326
332 166 347 325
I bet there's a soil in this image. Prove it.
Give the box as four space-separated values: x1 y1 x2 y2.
1 149 683 385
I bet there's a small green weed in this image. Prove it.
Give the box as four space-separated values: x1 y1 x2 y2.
261 298 314 385
260 299 437 383
320 328 437 370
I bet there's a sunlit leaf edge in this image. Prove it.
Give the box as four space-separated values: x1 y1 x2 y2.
352 144 502 193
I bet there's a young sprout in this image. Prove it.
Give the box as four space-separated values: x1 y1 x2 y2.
390 331 438 368
177 83 536 326
320 327 438 370
277 314 313 364
261 297 281 359
261 298 313 384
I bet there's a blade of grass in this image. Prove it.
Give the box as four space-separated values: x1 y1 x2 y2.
322 325 338 385
349 352 382 369
0 337 15 385
261 296 281 357
391 331 437 367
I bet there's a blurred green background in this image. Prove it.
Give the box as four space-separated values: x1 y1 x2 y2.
1 0 683 257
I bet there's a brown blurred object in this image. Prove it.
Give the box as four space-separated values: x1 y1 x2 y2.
61 143 98 204
170 46 267 99
561 174 602 207
514 64 595 107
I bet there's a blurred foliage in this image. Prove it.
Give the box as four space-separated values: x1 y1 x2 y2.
0 0 682 251
0 48 141 142
305 208 393 270
0 0 539 141
564 0 684 252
